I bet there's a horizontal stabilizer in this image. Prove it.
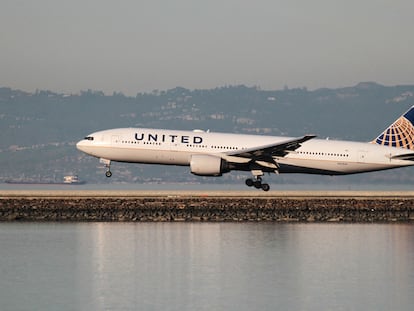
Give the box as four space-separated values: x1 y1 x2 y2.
390 153 414 161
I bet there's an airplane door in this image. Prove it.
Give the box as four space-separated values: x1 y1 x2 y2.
358 151 367 163
111 135 120 145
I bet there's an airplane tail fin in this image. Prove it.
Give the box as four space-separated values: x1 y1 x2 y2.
373 106 414 149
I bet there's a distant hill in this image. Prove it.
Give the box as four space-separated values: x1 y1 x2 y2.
1 82 414 185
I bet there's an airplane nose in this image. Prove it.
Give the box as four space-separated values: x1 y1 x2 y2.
76 140 87 152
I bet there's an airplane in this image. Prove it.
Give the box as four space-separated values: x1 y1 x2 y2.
76 105 414 191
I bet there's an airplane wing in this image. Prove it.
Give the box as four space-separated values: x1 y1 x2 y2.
224 134 316 161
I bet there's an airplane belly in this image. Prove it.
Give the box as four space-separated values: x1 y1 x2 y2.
278 158 396 175
90 146 191 165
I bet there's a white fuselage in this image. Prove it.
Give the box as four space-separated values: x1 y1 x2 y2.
76 128 414 175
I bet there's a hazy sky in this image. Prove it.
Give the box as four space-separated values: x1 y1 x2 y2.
1 0 414 95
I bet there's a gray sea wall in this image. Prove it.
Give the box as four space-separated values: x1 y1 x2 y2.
1 196 414 222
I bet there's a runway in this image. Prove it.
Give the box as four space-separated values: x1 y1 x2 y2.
2 190 414 199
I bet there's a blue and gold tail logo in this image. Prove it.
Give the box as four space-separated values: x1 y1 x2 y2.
373 106 414 149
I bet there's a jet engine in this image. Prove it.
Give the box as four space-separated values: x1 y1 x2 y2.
190 154 230 176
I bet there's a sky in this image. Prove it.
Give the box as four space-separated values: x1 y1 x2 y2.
1 0 414 95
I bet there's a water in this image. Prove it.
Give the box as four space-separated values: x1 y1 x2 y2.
0 223 413 311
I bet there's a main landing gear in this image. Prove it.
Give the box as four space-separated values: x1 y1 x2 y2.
245 176 270 191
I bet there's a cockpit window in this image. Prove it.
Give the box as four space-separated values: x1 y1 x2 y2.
84 136 94 141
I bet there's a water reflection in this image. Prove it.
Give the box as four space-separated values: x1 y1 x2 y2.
1 223 413 311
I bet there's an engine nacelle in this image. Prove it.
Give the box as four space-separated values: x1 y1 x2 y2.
190 154 230 176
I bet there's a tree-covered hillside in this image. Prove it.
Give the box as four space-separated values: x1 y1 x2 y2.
1 82 414 184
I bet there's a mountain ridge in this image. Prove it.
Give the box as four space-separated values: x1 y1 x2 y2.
1 82 414 184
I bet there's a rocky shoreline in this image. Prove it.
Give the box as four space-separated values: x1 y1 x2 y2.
1 196 414 222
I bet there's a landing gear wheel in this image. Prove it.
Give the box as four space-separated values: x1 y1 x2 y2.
105 171 112 178
245 174 270 191
253 180 262 189
261 183 270 192
245 178 254 187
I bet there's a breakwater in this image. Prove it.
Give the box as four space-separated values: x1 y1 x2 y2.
1 190 414 222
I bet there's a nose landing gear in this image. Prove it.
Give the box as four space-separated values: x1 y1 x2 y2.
100 158 112 178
